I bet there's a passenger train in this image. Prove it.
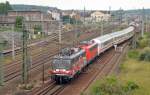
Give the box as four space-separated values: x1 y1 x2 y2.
49 25 135 83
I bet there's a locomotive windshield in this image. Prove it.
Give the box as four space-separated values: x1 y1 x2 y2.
52 59 71 70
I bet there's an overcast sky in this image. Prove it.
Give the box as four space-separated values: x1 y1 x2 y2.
1 0 150 10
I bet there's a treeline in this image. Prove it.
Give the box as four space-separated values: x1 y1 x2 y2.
0 1 13 15
11 4 57 12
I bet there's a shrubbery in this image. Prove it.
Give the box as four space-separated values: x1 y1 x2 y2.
128 50 139 59
132 33 150 62
137 38 149 48
139 47 150 62
137 33 150 48
90 76 139 95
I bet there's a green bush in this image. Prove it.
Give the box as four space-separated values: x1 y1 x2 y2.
139 47 150 62
137 39 149 48
128 50 139 59
123 81 139 92
144 32 150 39
90 76 139 95
137 33 150 48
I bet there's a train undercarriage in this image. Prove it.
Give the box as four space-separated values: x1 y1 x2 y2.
52 75 72 84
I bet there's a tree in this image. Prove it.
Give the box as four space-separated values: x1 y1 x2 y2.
0 3 6 15
0 1 13 15
15 16 24 31
6 1 12 11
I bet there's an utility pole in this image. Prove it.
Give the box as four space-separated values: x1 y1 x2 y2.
59 21 62 44
58 20 62 52
141 7 145 37
11 25 15 60
118 8 123 26
82 5 86 34
101 19 104 36
125 13 128 25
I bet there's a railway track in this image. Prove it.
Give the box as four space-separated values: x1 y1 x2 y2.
27 80 65 95
58 42 128 95
3 32 59 64
3 41 64 81
82 43 128 94
3 35 63 82
2 29 99 83
27 47 115 95
0 24 125 95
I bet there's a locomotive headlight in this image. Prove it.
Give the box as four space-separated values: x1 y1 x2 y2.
65 71 70 73
56 69 59 71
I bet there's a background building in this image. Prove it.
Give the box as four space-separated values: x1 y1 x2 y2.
90 11 111 22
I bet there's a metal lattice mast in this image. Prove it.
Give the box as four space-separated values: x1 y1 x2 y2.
22 24 28 84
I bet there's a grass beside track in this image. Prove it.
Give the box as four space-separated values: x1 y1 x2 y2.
119 56 150 95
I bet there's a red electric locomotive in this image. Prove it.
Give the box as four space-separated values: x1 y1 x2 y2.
80 41 98 63
50 48 87 83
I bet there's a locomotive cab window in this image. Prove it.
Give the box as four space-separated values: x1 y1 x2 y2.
52 59 71 70
89 44 98 51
